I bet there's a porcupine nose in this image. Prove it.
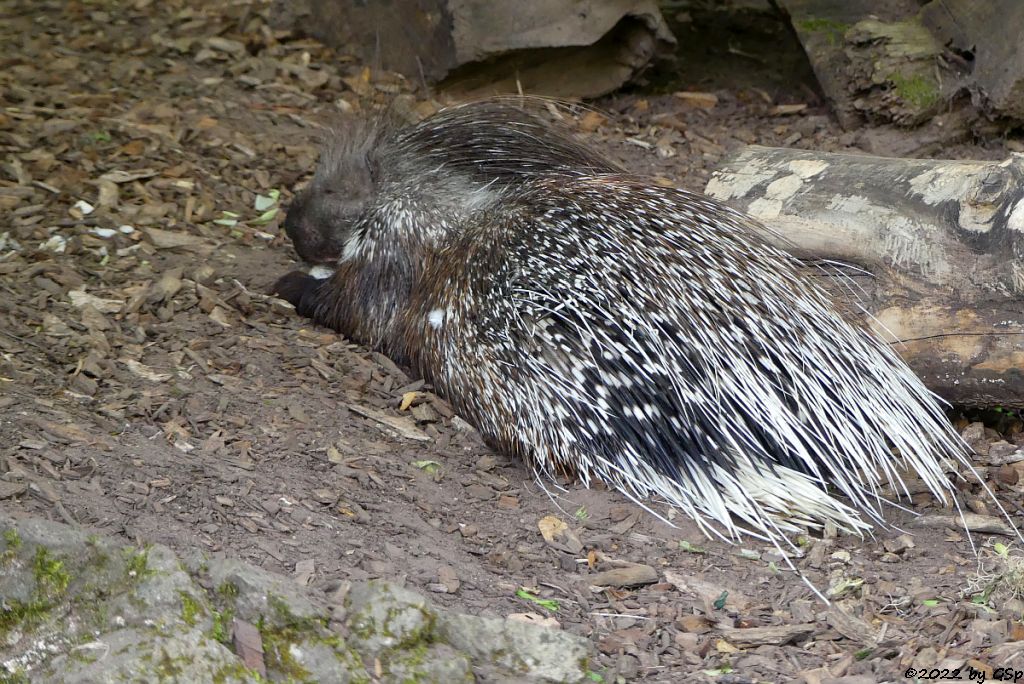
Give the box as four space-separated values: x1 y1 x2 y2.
283 193 327 264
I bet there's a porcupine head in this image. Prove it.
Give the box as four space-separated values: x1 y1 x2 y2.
279 118 507 351
283 123 380 266
283 99 621 269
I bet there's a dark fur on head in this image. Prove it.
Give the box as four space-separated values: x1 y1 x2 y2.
282 98 621 265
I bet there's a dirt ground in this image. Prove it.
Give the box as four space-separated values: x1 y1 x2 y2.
4 1 1024 682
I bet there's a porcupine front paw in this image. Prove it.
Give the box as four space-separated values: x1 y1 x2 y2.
271 271 322 319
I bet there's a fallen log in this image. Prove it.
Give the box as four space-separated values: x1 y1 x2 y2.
274 0 675 99
705 145 1024 407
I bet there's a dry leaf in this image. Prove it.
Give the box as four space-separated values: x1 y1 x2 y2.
143 226 210 251
538 515 568 544
120 358 172 382
68 289 122 314
674 91 719 108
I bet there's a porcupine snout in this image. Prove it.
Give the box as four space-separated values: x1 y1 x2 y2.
283 185 357 265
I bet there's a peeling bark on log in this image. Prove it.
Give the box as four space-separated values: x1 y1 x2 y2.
779 0 1024 134
705 146 1024 407
779 0 955 129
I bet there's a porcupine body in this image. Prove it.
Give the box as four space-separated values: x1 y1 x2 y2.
275 99 979 548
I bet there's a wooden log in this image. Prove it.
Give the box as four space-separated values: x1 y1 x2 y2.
778 0 1024 133
705 145 1024 407
274 0 675 99
778 0 953 129
922 0 1024 120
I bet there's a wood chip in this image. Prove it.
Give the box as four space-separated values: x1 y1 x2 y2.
0 482 28 499
674 91 719 108
578 110 607 132
119 359 172 382
68 290 122 314
588 564 658 589
769 103 808 115
826 606 880 646
538 515 583 554
497 495 519 509
99 169 158 183
255 539 286 562
717 623 815 647
438 564 460 593
663 569 752 611
27 417 113 450
142 226 211 251
508 613 560 629
347 403 431 442
912 512 1017 536
293 558 315 586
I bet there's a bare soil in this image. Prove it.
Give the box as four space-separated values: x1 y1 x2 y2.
3 1 1024 681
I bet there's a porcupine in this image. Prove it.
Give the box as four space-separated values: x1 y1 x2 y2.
273 98 1002 553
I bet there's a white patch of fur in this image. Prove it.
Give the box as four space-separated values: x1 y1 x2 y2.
427 309 448 329
308 265 335 280
463 185 497 212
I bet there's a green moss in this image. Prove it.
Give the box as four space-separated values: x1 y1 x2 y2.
1 529 21 566
889 72 940 109
267 595 326 633
796 18 849 45
0 668 31 684
347 600 435 651
154 648 187 678
256 597 322 681
212 661 268 684
379 641 470 683
66 644 103 665
210 608 233 644
83 536 111 569
4 529 22 549
33 547 71 597
217 581 239 601
207 582 239 646
123 546 153 581
393 641 429 667
255 598 368 683
180 592 204 627
258 622 314 682
0 547 74 641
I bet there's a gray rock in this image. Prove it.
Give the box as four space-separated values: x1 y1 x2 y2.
345 580 435 655
205 557 327 628
1 516 592 683
38 627 259 684
437 611 591 683
380 642 473 684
